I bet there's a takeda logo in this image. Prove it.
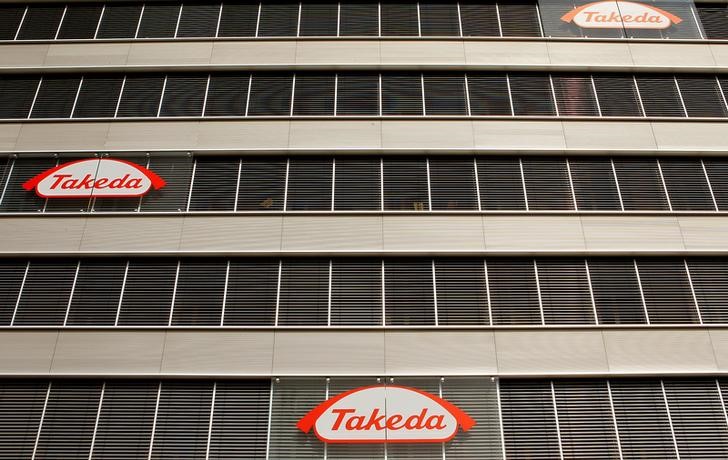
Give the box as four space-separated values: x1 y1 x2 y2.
561 1 682 29
23 158 165 198
297 385 475 444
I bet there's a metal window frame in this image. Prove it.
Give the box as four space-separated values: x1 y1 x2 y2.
62 260 81 326
14 6 29 41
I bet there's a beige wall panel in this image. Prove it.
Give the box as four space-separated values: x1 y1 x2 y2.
472 121 566 150
105 122 200 151
295 41 380 65
380 40 465 65
16 123 110 151
80 217 183 253
484 215 585 252
126 41 212 66
0 331 57 374
464 41 550 66
0 124 21 151
580 215 684 252
0 44 49 67
628 42 716 69
651 122 728 153
273 331 385 375
289 120 382 149
52 331 164 374
281 215 382 251
180 215 283 252
495 330 609 375
162 331 274 375
562 121 657 151
385 331 497 375
196 121 290 150
0 217 84 253
44 43 130 67
381 121 475 149
709 329 728 372
604 329 717 373
210 41 297 65
383 215 485 251
710 44 728 67
678 216 728 250
547 42 633 68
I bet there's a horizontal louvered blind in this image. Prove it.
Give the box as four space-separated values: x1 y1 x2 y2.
73 75 124 118
188 157 239 211
159 74 207 117
247 73 293 116
477 158 526 210
467 73 511 116
509 73 556 116
177 2 220 38
428 159 478 210
171 259 226 326
677 76 728 118
698 4 728 39
686 259 728 324
588 259 646 325
293 73 336 116
224 259 278 326
521 158 574 210
460 0 500 37
552 75 599 116
339 1 379 36
498 0 542 37
209 381 270 459
285 158 333 211
66 260 125 326
299 1 338 36
330 259 382 326
385 259 436 325
500 380 561 458
637 259 699 324
150 382 213 459
336 73 379 115
96 3 142 39
488 259 541 325
217 1 258 37
381 73 423 115
659 158 715 211
258 1 299 37
17 5 64 40
268 378 326 459
0 381 47 459
117 260 176 326
423 74 468 115
0 76 39 119
612 158 670 211
419 0 460 36
205 74 249 116
569 158 622 210
136 3 179 38
435 259 488 325
0 261 25 326
593 74 643 117
117 74 165 118
383 159 429 211
0 5 25 40
13 260 76 326
237 159 286 211
139 155 194 212
30 76 81 119
537 258 595 325
333 158 381 210
56 4 103 39
278 259 329 326
637 76 686 117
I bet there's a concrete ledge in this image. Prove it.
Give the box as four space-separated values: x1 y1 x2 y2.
0 328 723 377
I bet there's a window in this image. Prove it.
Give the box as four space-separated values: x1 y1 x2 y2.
429 159 478 210
467 73 511 116
299 1 338 36
569 158 622 211
636 75 685 117
0 381 47 458
0 157 55 212
17 5 65 40
73 75 124 118
381 73 423 115
423 74 467 115
171 259 226 326
117 260 176 325
336 73 379 115
218 1 258 37
136 3 180 38
419 0 460 36
509 73 555 116
435 259 488 325
500 381 561 458
139 155 194 212
686 259 728 324
385 260 436 325
188 157 239 211
66 260 126 326
537 258 594 325
57 4 104 39
285 159 333 211
659 158 715 211
258 1 299 37
330 259 382 326
96 3 143 38
0 76 39 119
237 159 287 211
30 76 81 119
13 260 77 326
151 382 214 458
637 259 700 324
498 0 542 37
177 2 220 38
460 0 500 37
521 158 574 210
477 158 527 210
333 159 381 210
383 159 429 211
209 381 271 459
247 73 293 116
0 5 25 40
588 258 646 325
698 4 728 39
593 74 643 117
677 76 728 118
339 1 378 36
552 75 599 116
278 259 329 326
488 259 541 325
205 74 249 116
159 74 207 117
380 1 419 36
224 259 278 326
0 261 26 326
292 74 336 116
612 159 670 211
117 74 165 118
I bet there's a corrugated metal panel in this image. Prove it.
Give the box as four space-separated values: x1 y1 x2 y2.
488 258 541 325
176 2 220 38
638 259 700 324
537 258 595 325
35 381 103 459
224 259 278 326
0 381 47 460
553 380 620 459
278 259 329 326
610 379 677 459
333 158 381 210
299 1 338 36
435 259 488 325
687 258 728 324
150 381 214 459
136 3 180 38
66 260 125 326
92 381 158 459
500 380 561 459
664 379 728 458
477 158 527 210
14 260 77 326
331 259 382 326
96 3 142 39
208 380 270 460
268 378 326 460
171 259 226 326
384 259 435 326
588 258 646 325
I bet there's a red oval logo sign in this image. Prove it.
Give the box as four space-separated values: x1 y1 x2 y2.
561 0 682 29
22 158 166 198
297 385 475 444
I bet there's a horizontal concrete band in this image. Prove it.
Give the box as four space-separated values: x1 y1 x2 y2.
0 214 725 255
1 120 728 154
2 328 727 377
1 40 728 73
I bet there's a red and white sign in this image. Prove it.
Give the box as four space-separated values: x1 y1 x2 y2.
23 158 165 198
561 1 682 29
297 385 475 444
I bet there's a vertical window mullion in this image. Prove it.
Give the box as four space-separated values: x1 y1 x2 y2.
204 381 217 460
147 382 162 460
215 3 223 37
28 77 43 119
157 75 168 118
494 2 503 37
167 261 181 327
296 2 302 37
673 76 689 118
716 77 728 114
10 261 30 326
283 158 290 211
31 382 52 460
506 73 515 116
233 159 242 211
519 158 529 211
378 73 383 116
633 259 651 325
584 259 599 325
63 260 81 326
633 76 647 117
590 75 602 117
201 74 211 116
70 76 84 119
88 382 106 459
610 158 625 211
660 380 682 460
549 74 559 117
420 73 426 116
464 73 472 116
333 74 338 116
534 1 545 36
255 2 261 37
550 381 565 460
484 259 492 326
416 1 422 37
54 5 68 40
377 2 381 37
684 259 703 325
221 260 230 326
290 74 296 116
432 260 439 326
264 379 275 460
114 261 129 326
534 260 545 325
135 4 146 38
606 381 625 460
174 4 183 38
14 6 29 40
456 1 463 37
380 157 384 211
327 260 332 326
186 158 197 212
336 2 341 37
381 260 386 326
473 158 482 211
245 74 253 116
496 380 507 457
94 5 106 39
716 379 728 433
565 158 578 210
655 159 673 211
0 159 15 207
426 158 432 210
701 159 719 211
113 76 126 118
331 158 336 211
274 261 282 326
